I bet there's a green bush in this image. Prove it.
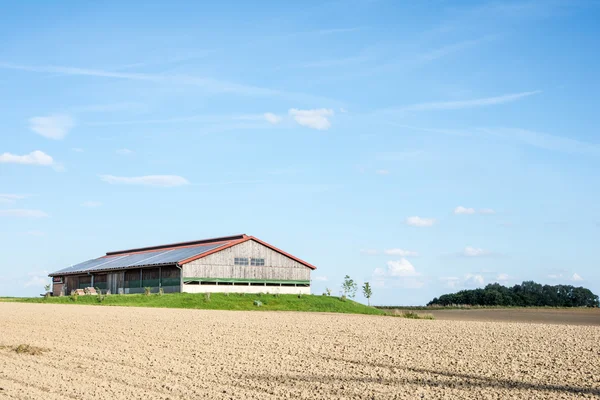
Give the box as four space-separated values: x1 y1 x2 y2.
144 287 151 296
253 300 263 307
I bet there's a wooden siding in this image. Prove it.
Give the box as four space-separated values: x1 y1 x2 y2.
183 239 311 281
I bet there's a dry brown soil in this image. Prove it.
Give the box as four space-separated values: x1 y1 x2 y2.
424 308 600 326
1 303 599 399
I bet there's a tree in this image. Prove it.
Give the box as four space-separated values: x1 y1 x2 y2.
342 275 358 299
362 282 373 306
428 281 599 307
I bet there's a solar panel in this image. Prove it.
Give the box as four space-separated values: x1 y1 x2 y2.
51 242 227 275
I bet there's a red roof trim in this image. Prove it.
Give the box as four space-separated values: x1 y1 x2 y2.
178 236 317 270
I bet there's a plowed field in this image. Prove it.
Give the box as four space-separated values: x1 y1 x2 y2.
1 303 598 399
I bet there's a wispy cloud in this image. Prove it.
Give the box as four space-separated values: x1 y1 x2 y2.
81 201 102 208
384 249 418 257
0 209 48 218
415 35 498 64
24 270 50 288
462 246 492 257
71 102 145 113
116 148 134 155
289 108 334 130
0 62 339 104
454 206 475 215
0 194 27 204
99 174 189 187
464 273 485 286
313 276 328 282
29 114 75 140
480 127 600 155
0 150 54 166
263 112 282 125
375 169 390 175
405 216 436 227
454 206 496 215
72 148 84 153
360 249 379 255
399 91 541 112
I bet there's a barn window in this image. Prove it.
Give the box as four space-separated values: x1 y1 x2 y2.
251 258 265 266
234 257 249 266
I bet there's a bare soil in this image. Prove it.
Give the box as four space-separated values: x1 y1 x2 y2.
1 303 599 399
426 308 600 326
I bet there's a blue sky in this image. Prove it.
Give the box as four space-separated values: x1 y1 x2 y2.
1 0 599 304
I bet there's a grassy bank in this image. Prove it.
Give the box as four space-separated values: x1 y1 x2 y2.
0 293 386 316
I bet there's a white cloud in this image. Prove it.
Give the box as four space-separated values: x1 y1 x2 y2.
339 107 348 113
263 112 282 125
0 194 27 204
24 230 45 237
454 206 476 215
375 169 390 175
440 277 460 288
401 91 541 112
0 209 48 218
480 127 600 155
375 259 420 277
289 108 334 130
464 273 485 286
463 246 491 257
0 62 339 105
0 150 54 166
99 174 189 187
547 274 562 279
496 273 510 282
571 273 583 282
384 248 418 257
24 270 49 288
313 276 328 282
82 201 102 208
116 148 134 155
454 206 496 215
29 114 75 140
405 216 436 227
360 249 379 255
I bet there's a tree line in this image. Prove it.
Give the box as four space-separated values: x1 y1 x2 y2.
428 281 599 307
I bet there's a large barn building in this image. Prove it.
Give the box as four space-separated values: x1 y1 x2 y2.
48 234 315 295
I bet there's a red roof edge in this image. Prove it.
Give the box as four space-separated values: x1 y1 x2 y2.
178 236 317 270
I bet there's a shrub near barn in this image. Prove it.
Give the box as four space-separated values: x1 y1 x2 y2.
429 281 600 307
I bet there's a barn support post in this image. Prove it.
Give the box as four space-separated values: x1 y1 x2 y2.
90 273 94 288
176 264 183 293
159 266 162 288
139 268 142 288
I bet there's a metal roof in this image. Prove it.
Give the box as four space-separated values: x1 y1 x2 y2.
50 242 230 276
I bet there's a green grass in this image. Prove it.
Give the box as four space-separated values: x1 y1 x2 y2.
0 293 386 316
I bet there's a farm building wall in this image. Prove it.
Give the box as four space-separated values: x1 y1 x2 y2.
183 239 311 281
182 239 312 293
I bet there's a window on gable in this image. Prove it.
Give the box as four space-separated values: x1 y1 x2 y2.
234 257 249 266
251 258 265 266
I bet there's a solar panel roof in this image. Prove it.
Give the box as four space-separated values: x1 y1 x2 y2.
50 242 229 276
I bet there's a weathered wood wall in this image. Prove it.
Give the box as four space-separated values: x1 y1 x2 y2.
183 239 311 281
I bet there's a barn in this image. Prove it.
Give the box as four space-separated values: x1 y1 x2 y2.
48 234 315 296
